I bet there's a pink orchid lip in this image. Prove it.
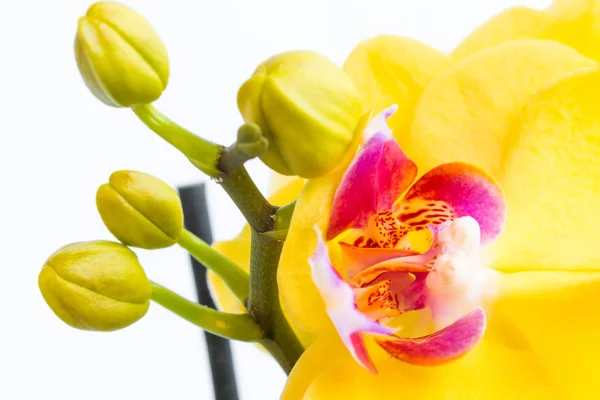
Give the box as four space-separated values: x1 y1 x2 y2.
374 306 486 366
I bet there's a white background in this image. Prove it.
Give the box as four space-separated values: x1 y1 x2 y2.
0 1 549 399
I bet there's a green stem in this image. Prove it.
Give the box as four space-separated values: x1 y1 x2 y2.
248 230 304 374
131 103 223 177
150 281 263 342
177 229 250 303
219 167 276 233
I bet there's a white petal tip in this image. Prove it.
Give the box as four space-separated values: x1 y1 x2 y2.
363 104 398 141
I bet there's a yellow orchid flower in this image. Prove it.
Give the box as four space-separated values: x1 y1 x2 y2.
274 1 600 398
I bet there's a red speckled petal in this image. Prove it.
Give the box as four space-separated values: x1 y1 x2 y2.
375 307 486 365
347 229 440 287
399 162 506 245
354 272 430 322
327 107 417 240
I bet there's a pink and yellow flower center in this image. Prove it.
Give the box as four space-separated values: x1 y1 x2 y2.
366 210 406 248
309 106 507 373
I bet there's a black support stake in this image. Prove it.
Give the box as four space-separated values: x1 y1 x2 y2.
178 183 240 400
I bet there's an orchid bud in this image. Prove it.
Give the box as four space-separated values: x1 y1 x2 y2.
75 2 169 107
38 241 151 331
97 170 183 249
237 50 363 178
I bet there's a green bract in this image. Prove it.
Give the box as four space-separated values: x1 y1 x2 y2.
38 241 152 331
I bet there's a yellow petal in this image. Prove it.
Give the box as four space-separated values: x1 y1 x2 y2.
548 1 600 62
268 172 305 196
453 0 600 62
490 270 600 398
281 332 350 400
547 0 594 20
490 66 600 272
282 330 558 400
405 40 595 178
283 269 600 399
208 225 252 315
451 6 551 60
343 35 451 136
207 177 305 315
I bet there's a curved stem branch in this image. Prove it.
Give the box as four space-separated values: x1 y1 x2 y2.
177 229 250 303
131 104 223 176
150 281 263 342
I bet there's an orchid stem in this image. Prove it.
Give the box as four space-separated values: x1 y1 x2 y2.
218 166 277 233
248 230 305 374
150 281 263 342
177 229 250 303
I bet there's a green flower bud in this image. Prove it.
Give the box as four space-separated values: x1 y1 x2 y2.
38 241 151 331
97 170 183 249
75 2 169 107
237 50 363 178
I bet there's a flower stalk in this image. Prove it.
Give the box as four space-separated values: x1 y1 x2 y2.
150 281 263 342
177 229 250 303
131 103 223 177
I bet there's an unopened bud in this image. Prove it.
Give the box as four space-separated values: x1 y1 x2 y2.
75 2 169 107
97 170 183 249
38 241 151 331
238 50 363 178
